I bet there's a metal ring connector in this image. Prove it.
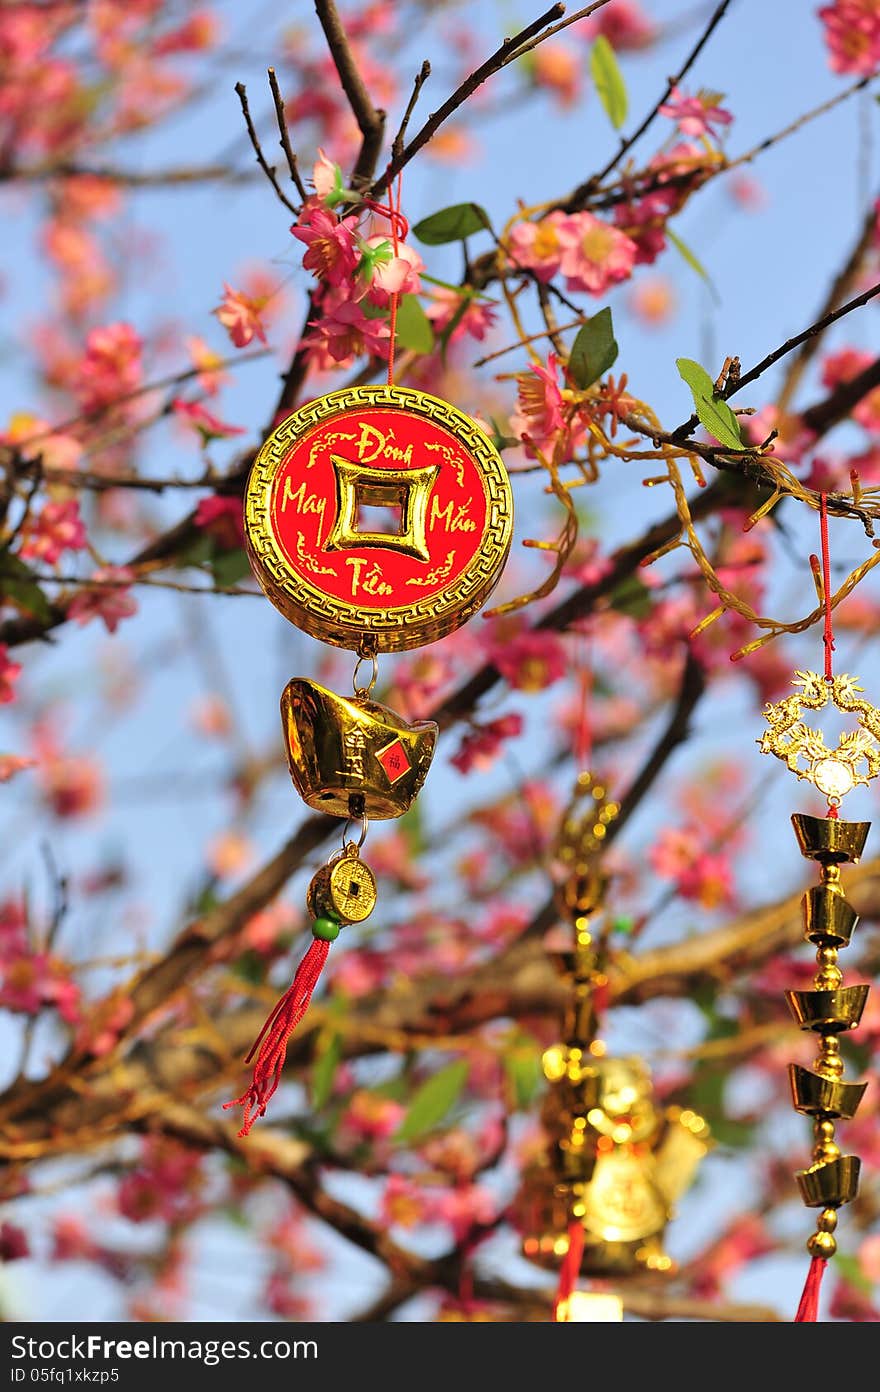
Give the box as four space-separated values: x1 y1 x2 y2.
352 652 379 698
342 811 369 852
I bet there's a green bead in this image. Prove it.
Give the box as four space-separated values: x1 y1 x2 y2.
312 916 341 942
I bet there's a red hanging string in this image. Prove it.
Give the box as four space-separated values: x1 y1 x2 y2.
554 1219 585 1320
794 1254 827 1321
363 178 406 386
224 937 330 1137
810 492 840 819
819 491 835 681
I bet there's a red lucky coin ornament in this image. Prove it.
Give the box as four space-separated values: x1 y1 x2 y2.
225 384 513 1134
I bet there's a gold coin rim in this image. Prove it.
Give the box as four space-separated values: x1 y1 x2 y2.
244 384 514 652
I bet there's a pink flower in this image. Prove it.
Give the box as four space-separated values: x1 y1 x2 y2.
506 211 567 282
424 287 497 342
0 648 22 705
532 43 581 107
3 413 83 473
74 322 143 413
380 1175 431 1229
117 1137 204 1225
20 499 87 566
659 86 733 139
67 567 137 634
591 0 656 50
450 713 523 774
184 335 229 396
213 282 268 348
0 951 79 1023
614 192 671 265
859 1232 880 1283
52 1215 100 1263
194 494 246 548
491 629 568 692
304 288 391 365
510 351 566 456
741 405 814 463
433 1183 496 1241
339 1090 405 1142
292 204 359 287
0 755 34 782
152 11 218 56
361 235 424 303
172 398 245 444
820 347 880 432
0 1223 29 1261
38 749 104 820
819 1 880 75
74 990 134 1057
628 276 676 326
311 147 342 200
649 826 735 910
728 174 767 211
557 212 637 294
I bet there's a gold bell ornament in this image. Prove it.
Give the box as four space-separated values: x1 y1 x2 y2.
512 774 710 1319
757 494 873 1320
224 213 513 1134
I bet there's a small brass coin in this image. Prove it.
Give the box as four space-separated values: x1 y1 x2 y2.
328 856 377 924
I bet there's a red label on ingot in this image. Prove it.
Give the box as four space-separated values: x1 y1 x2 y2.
245 386 513 652
376 737 411 784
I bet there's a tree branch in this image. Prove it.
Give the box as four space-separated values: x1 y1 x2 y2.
267 66 308 202
567 0 734 206
234 80 300 216
370 3 601 198
314 0 386 188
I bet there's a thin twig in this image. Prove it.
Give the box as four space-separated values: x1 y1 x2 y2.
314 0 386 188
371 3 578 198
671 279 880 440
267 67 308 202
777 190 880 414
568 0 734 206
234 80 299 215
391 60 431 163
0 162 258 188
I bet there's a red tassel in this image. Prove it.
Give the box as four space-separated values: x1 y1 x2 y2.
795 1255 827 1322
554 1219 585 1321
224 937 330 1137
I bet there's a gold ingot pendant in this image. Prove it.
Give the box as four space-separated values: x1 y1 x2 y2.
281 678 437 819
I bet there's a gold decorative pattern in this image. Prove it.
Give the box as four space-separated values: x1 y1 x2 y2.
759 670 880 804
324 456 439 562
405 551 456 587
245 385 514 652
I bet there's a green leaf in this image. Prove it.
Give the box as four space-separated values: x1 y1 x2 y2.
311 1031 342 1110
211 548 252 587
0 551 52 622
179 534 215 568
676 357 745 451
394 294 435 354
413 203 491 245
503 1044 542 1110
590 36 628 130
835 1252 873 1296
568 307 619 389
666 226 709 282
609 574 652 619
394 1060 469 1143
0 576 51 623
